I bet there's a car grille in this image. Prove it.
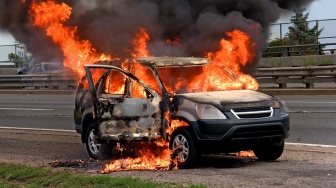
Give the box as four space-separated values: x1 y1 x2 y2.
231 125 283 140
230 106 273 119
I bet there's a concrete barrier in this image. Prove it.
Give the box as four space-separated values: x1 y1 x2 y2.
0 68 17 75
259 55 336 67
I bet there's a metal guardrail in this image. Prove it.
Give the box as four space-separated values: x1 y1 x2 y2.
255 65 336 88
262 43 336 57
0 66 335 89
270 18 336 43
0 74 77 89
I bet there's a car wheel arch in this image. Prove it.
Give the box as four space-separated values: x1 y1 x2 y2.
169 115 202 141
81 111 95 143
167 117 198 149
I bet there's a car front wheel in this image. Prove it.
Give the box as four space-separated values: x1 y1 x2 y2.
85 124 112 160
171 128 199 169
253 140 285 161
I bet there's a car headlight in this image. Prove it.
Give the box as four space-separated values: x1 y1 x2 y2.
196 104 227 120
272 100 288 116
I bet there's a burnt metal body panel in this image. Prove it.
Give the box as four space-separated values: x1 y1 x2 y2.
97 97 162 141
84 64 163 142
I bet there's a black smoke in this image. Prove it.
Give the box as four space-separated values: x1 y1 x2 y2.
0 0 315 67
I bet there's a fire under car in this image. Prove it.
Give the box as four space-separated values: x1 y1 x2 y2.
73 57 290 168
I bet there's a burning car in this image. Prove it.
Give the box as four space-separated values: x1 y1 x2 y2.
74 57 290 169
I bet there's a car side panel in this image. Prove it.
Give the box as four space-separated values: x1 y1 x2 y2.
97 96 162 141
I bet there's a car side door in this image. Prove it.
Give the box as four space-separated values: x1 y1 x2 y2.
85 65 162 138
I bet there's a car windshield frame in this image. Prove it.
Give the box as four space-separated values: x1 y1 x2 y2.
135 57 238 94
91 57 238 96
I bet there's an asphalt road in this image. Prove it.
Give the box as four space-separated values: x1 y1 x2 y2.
0 94 336 146
281 95 336 146
0 94 74 131
1 94 336 187
0 129 335 187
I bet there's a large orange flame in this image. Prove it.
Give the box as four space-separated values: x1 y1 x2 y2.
30 0 111 79
205 29 259 90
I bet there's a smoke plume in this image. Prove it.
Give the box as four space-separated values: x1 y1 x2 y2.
0 0 315 66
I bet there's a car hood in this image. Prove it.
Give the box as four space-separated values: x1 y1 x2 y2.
175 90 275 110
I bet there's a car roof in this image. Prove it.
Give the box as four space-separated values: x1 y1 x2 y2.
94 57 209 68
135 57 209 67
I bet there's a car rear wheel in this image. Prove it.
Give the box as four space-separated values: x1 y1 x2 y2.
85 124 112 160
171 128 199 169
253 140 285 161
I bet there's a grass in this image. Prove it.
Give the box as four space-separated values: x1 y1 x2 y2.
0 163 205 188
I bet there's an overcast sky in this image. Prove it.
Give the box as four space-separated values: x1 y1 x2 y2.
0 0 335 45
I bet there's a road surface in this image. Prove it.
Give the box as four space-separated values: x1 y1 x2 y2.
0 94 336 187
1 94 335 146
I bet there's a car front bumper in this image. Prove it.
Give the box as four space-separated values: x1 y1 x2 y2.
187 112 290 153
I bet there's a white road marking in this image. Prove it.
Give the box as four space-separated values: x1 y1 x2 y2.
0 126 75 133
0 108 54 111
286 142 336 148
285 101 336 104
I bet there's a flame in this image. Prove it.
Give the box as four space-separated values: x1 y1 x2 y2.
132 28 151 58
101 141 173 173
101 116 189 173
205 29 259 90
166 37 182 46
129 28 162 97
30 0 112 79
152 29 259 93
236 150 255 157
164 111 189 135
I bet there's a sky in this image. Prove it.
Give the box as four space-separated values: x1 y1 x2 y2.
0 0 335 60
271 0 336 44
278 0 336 22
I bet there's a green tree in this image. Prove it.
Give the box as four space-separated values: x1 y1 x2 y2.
286 8 324 55
263 8 324 57
263 37 289 57
8 53 19 62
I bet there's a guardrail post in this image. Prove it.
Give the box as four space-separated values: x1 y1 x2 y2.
306 82 314 88
317 44 321 55
276 76 288 88
304 76 315 89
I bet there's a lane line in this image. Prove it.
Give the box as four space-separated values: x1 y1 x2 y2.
288 111 336 113
286 142 336 148
284 101 336 104
0 108 54 111
0 126 75 133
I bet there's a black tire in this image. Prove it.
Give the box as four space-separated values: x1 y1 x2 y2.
85 124 112 160
253 140 285 161
170 128 200 169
